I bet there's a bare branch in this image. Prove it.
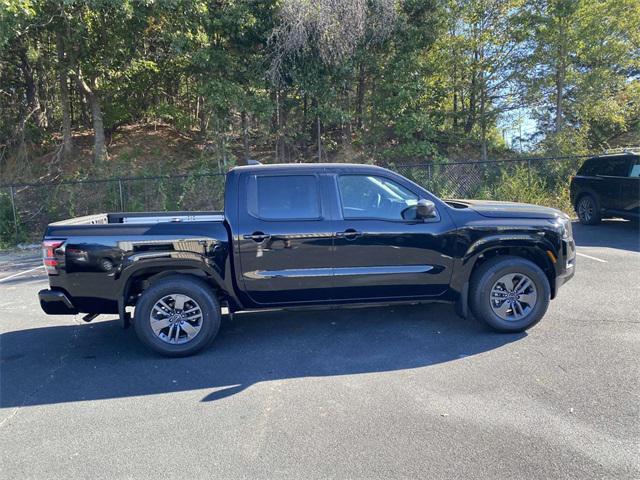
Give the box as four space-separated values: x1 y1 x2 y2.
268 0 400 84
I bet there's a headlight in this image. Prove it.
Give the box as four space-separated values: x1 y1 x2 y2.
558 216 573 239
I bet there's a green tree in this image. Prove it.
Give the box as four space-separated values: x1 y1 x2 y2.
525 0 640 153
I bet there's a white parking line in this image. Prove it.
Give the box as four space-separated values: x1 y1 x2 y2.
576 252 608 263
0 265 45 283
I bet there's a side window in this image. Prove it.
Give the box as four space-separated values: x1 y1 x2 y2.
578 158 598 176
629 163 640 178
338 175 419 220
249 175 321 220
596 157 630 177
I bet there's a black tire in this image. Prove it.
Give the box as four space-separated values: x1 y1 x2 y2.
134 275 221 357
576 194 601 225
470 256 550 333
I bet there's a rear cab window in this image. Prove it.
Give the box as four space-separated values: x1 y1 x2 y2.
247 174 321 220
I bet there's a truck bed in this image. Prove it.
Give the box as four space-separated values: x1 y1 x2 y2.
49 211 224 226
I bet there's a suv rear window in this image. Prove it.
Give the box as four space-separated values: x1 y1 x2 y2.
579 156 629 177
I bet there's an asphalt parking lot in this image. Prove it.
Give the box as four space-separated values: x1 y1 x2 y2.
1 220 638 479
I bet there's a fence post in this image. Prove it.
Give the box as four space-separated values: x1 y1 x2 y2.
118 179 125 211
9 185 19 245
527 158 532 188
428 164 432 186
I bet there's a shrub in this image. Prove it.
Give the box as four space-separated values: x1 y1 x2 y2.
479 165 573 214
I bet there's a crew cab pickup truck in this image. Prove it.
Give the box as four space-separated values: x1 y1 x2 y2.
39 163 576 356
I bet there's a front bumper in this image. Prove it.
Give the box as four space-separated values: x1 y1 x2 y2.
554 239 576 294
38 289 78 315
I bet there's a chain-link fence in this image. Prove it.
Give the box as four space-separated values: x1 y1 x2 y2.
0 173 227 247
395 155 585 199
0 155 587 247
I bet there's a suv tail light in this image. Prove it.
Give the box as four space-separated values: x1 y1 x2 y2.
42 240 64 274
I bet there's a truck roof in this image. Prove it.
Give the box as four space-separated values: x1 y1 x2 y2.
230 162 391 174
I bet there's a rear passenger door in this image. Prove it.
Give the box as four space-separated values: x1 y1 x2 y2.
595 156 630 212
237 173 335 305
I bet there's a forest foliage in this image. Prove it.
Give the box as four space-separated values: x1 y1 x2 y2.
0 0 639 182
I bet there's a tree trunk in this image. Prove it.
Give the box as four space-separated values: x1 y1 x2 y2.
278 92 289 162
480 95 488 162
453 88 458 130
72 73 106 163
302 92 308 157
479 52 487 162
310 97 318 148
88 93 106 163
198 96 208 139
464 48 479 135
240 110 249 165
555 26 566 133
317 115 321 162
451 23 458 130
56 32 73 156
355 61 366 130
18 47 47 129
275 89 280 162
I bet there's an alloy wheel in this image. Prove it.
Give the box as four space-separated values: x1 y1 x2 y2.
489 273 538 321
149 294 203 344
578 197 594 223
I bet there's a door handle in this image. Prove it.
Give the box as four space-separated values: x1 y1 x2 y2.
336 229 362 240
243 232 271 242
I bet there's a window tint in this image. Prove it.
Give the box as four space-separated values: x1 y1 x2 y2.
578 158 599 176
338 175 418 220
591 157 629 177
251 175 320 220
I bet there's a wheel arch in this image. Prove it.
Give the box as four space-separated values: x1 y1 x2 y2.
469 246 555 295
118 264 237 327
458 238 557 303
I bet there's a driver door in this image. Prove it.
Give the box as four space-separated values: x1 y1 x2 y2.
331 174 455 300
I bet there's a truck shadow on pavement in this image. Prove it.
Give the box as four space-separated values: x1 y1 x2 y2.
572 219 640 252
0 303 524 408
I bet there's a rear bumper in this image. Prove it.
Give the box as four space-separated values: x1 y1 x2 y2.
38 289 78 315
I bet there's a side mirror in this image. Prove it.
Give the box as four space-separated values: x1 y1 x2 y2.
416 199 436 219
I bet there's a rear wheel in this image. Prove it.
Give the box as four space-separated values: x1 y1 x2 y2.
576 194 601 225
470 256 550 332
134 276 221 357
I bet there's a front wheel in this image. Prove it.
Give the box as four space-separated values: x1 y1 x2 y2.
134 275 221 357
470 256 550 332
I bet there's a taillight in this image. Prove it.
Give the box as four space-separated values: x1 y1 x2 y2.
42 240 64 274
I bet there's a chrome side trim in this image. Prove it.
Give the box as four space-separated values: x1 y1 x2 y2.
335 265 434 276
244 265 434 279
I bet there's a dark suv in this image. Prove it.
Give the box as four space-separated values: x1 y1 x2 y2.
570 152 640 225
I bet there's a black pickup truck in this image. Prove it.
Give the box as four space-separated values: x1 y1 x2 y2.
39 163 576 356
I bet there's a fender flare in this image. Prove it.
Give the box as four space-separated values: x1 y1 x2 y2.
451 233 558 295
116 256 238 327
